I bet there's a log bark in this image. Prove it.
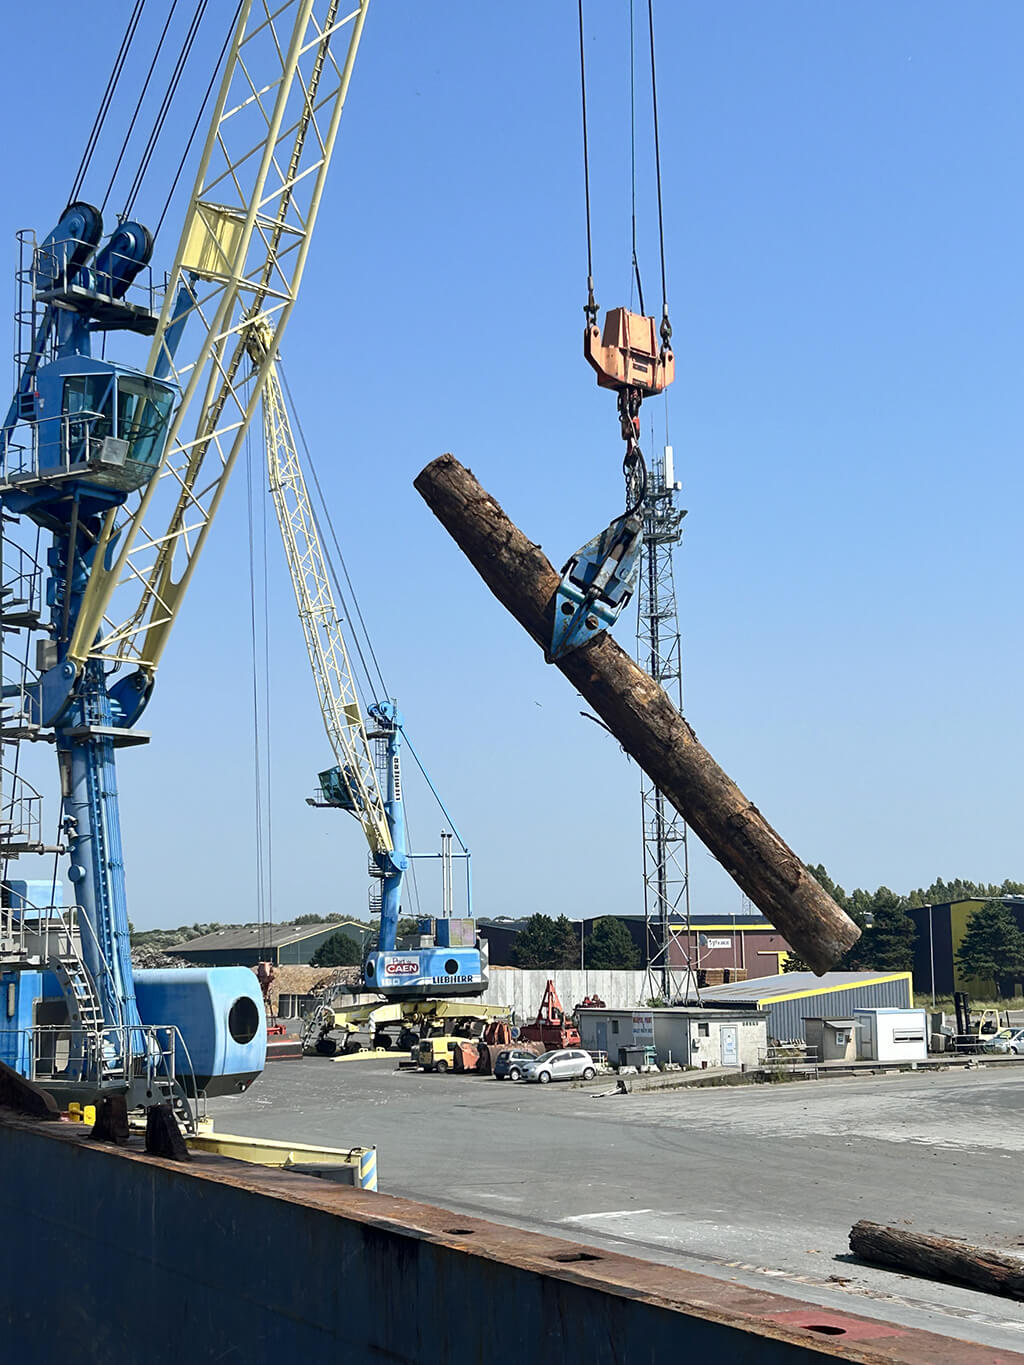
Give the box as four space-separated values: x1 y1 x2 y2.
850 1221 1024 1301
414 454 860 974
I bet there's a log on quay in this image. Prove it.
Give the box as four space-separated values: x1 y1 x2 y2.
849 1221 1024 1301
414 454 860 974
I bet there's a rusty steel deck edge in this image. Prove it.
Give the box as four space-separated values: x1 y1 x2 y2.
1 1109 1019 1364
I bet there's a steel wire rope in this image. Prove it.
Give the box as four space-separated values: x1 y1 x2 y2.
577 0 597 322
100 0 181 215
274 368 443 923
121 1 210 223
68 0 145 205
647 0 670 335
628 0 645 316
260 420 275 951
277 363 390 705
245 423 270 953
154 2 243 241
402 806 423 920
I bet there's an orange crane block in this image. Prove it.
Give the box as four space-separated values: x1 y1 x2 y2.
584 307 674 396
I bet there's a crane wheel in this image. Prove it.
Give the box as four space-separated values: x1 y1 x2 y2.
315 1037 339 1056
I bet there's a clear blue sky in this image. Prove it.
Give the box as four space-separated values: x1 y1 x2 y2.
2 3 1022 930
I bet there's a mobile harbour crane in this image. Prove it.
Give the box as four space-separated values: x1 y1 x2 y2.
0 0 370 1116
245 338 489 1054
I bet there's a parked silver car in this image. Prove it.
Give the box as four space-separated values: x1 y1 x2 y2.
521 1048 597 1084
983 1027 1024 1055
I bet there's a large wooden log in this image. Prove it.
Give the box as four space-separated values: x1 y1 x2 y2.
414 454 860 974
850 1221 1024 1301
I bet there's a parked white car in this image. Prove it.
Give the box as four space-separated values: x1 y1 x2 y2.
521 1048 597 1084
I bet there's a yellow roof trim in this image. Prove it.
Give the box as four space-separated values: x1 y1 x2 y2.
756 972 913 1006
666 923 775 933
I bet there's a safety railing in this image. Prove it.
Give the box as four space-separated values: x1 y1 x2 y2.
0 542 43 619
0 765 44 859
758 1043 819 1078
10 1020 200 1126
20 231 161 312
0 409 112 485
0 899 79 964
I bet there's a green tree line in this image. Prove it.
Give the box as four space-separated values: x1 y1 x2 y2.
509 914 640 970
784 868 1024 983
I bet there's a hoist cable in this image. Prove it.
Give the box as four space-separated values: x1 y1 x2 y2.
155 1 242 240
629 0 645 316
577 0 597 322
647 0 670 331
68 0 145 205
278 364 391 704
246 425 271 950
121 1 209 222
278 366 381 703
260 427 275 952
101 0 181 215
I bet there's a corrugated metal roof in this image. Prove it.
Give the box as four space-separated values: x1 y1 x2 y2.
691 971 911 1006
172 921 367 952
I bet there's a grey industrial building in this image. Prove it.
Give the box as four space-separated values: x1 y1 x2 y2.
577 1005 768 1069
171 921 372 967
689 971 914 1043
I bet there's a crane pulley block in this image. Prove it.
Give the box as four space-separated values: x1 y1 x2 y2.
584 307 674 397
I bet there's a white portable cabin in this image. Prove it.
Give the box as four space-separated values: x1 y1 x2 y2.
853 1007 928 1062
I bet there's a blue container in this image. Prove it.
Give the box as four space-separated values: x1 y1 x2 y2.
134 967 266 1097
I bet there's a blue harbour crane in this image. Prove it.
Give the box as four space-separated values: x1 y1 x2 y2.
0 0 371 1113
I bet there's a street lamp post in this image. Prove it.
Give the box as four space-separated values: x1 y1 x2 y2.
926 904 935 1009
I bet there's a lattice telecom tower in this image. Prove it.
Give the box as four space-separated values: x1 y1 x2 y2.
637 446 692 1001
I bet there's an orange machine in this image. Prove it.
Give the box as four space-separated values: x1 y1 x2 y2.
519 980 582 1051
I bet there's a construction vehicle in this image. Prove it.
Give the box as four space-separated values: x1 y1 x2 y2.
951 991 1002 1052
252 345 487 1014
302 992 509 1059
519 980 582 1051
0 1 370 1116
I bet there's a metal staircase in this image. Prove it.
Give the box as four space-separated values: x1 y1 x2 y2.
48 944 106 1084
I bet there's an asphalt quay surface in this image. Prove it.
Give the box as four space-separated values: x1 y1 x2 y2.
209 1058 1024 1353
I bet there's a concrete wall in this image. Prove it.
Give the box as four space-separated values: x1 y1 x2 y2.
465 968 663 1020
0 1113 989 1365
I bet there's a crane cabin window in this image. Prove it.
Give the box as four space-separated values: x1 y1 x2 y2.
61 373 115 459
115 376 174 470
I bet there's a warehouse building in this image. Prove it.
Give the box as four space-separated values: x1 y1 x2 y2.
171 921 372 968
689 972 914 1044
666 915 792 980
577 1005 768 1069
906 898 1024 998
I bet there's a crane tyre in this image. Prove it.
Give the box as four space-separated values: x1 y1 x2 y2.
315 1037 338 1056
